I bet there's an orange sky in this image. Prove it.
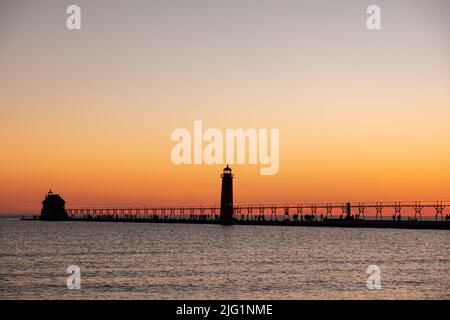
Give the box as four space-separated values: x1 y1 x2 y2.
0 0 449 213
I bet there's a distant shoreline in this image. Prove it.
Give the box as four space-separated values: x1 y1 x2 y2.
0 215 26 220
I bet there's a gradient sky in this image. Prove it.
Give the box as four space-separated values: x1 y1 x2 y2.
0 0 449 213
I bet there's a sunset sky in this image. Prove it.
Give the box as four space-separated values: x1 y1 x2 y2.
0 0 449 214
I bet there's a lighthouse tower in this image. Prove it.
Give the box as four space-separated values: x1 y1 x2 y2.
220 165 234 224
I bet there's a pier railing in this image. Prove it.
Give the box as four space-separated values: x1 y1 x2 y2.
66 200 449 222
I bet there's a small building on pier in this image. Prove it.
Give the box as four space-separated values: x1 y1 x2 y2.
40 190 68 220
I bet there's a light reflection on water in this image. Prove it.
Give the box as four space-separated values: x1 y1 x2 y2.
0 220 448 299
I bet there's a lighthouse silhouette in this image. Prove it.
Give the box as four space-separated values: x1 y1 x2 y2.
220 165 234 224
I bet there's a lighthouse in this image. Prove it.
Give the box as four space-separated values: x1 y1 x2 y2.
40 189 68 220
220 165 234 224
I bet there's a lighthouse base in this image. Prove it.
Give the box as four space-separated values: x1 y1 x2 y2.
219 217 234 225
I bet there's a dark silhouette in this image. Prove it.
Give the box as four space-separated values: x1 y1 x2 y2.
219 165 234 224
28 168 449 230
40 189 68 220
346 202 351 220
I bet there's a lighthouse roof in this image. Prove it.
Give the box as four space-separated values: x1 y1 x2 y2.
42 192 65 205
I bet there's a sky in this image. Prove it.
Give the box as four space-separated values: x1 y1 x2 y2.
0 0 449 214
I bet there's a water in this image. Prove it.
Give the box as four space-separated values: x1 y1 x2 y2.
0 219 449 299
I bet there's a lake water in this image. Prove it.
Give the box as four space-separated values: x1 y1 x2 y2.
0 219 448 299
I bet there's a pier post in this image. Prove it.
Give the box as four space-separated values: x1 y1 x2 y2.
271 205 276 221
311 202 318 220
413 201 423 221
297 203 303 221
346 202 351 220
357 201 365 220
326 202 333 219
394 201 402 220
249 204 255 220
236 205 242 220
375 201 383 221
284 204 289 221
259 204 265 221
433 200 445 221
211 206 216 220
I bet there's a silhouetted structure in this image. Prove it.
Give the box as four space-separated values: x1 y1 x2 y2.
25 170 449 230
220 165 234 224
40 189 68 220
346 202 351 220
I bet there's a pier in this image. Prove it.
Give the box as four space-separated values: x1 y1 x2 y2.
30 200 448 230
25 166 450 230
